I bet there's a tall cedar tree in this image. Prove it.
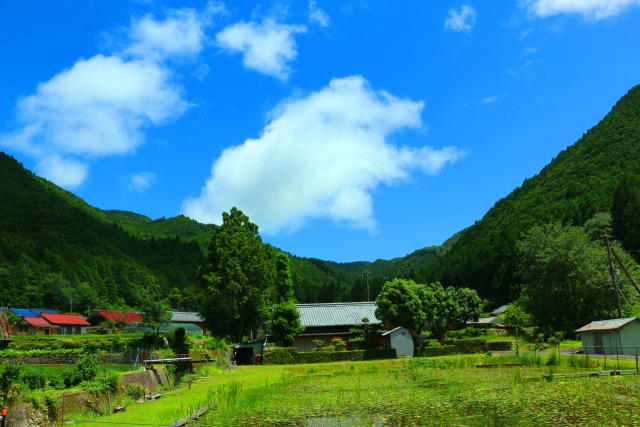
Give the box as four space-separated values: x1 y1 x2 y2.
270 253 304 346
199 208 275 342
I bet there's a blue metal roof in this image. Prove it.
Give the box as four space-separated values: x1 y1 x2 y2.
296 302 381 328
30 308 58 316
10 308 35 317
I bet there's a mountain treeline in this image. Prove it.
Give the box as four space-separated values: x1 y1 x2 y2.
420 85 640 300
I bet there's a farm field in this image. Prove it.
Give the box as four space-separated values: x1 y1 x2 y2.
66 355 640 427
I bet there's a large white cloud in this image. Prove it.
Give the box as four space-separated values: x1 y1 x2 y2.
527 0 640 19
216 18 306 80
0 6 212 188
182 76 465 233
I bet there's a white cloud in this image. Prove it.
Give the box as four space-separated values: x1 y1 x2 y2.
182 76 465 233
0 7 206 189
36 154 88 189
126 8 209 60
527 0 640 20
216 18 307 80
445 5 477 32
309 0 330 27
129 172 157 192
3 54 187 158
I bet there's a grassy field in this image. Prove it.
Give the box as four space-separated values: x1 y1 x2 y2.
62 353 640 427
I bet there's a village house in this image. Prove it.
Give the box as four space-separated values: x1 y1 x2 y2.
40 313 91 335
293 302 414 356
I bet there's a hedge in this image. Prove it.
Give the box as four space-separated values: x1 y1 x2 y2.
263 348 397 365
488 341 513 351
417 338 488 357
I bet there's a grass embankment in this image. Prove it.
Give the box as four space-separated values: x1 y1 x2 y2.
66 353 640 426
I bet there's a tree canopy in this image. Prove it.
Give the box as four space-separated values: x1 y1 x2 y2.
199 207 275 342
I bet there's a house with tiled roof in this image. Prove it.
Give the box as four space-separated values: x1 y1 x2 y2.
576 317 640 355
40 313 91 335
171 311 207 336
293 302 384 352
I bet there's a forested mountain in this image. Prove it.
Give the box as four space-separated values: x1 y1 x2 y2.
0 153 386 310
422 85 640 299
0 153 207 312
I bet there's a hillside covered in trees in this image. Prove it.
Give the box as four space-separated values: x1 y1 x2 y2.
421 85 640 300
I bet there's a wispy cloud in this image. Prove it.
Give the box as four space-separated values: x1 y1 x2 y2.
182 76 465 233
309 0 330 27
216 18 307 80
0 5 218 188
526 0 640 20
129 172 158 193
445 5 477 32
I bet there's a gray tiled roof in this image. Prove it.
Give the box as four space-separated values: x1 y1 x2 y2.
171 311 204 323
296 302 381 328
575 317 637 332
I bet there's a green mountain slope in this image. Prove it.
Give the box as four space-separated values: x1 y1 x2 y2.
0 153 206 312
425 85 640 299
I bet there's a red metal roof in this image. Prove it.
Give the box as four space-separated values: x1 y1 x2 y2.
94 310 142 324
23 317 57 327
41 313 91 326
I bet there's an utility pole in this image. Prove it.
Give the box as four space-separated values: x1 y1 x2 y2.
362 270 372 302
604 234 623 318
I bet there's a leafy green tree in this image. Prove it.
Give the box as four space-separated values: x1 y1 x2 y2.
140 298 172 341
584 212 612 241
375 278 436 351
199 207 275 342
428 282 481 344
270 300 305 346
517 223 633 334
502 301 532 327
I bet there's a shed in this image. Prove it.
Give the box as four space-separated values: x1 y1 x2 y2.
381 327 414 357
575 317 640 355
293 302 383 352
233 339 266 365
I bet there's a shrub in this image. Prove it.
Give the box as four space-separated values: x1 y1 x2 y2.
488 342 513 351
76 356 99 381
418 345 455 357
454 338 488 354
21 369 46 391
322 345 336 352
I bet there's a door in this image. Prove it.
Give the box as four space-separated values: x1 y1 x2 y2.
593 333 604 354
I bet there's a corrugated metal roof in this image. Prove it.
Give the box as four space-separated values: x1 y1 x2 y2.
10 308 36 317
491 305 509 315
171 312 204 323
575 317 638 332
23 317 57 327
30 308 58 316
93 310 142 324
41 313 91 326
296 302 381 328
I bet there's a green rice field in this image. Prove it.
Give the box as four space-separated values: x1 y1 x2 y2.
66 354 640 426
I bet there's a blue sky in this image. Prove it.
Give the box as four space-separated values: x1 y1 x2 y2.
1 1 639 263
